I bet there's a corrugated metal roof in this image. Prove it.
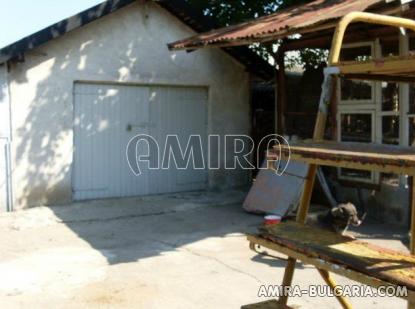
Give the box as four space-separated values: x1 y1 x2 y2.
168 0 401 50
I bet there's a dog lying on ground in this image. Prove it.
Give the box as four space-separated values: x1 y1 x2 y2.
317 202 362 235
266 203 364 236
255 203 363 260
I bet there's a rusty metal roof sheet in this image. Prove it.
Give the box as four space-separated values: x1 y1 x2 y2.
168 0 401 50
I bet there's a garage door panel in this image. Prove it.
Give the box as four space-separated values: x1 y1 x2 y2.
74 83 207 200
119 85 150 197
149 86 207 194
74 84 119 199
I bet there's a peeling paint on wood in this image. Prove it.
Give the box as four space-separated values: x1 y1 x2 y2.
268 141 415 175
257 222 415 291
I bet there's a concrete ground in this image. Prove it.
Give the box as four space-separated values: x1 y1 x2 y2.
0 190 409 308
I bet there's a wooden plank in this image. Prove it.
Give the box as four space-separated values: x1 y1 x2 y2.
248 234 415 302
335 55 415 76
342 73 415 83
254 222 415 291
269 141 415 175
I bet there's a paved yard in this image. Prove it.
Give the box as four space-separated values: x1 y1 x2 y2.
0 191 409 308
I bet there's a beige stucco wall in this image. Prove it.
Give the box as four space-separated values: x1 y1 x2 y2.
7 1 250 209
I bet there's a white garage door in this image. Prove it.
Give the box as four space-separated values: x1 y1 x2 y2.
73 83 207 200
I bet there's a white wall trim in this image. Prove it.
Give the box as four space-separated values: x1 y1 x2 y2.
0 64 11 139
0 64 13 211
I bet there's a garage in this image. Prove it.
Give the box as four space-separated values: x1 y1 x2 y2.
0 0 264 208
73 83 208 200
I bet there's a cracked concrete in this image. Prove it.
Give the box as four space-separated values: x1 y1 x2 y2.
0 190 409 308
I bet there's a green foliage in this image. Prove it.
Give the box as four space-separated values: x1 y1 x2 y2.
286 48 329 70
186 0 311 26
185 0 328 69
186 1 276 26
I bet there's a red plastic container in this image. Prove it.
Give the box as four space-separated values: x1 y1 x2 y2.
264 215 282 225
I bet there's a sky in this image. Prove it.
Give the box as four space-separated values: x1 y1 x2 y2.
0 0 104 48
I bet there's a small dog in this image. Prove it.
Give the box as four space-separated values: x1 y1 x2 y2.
317 203 363 235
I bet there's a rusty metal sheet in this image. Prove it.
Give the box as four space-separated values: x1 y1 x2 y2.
259 221 415 290
243 160 308 216
169 0 395 50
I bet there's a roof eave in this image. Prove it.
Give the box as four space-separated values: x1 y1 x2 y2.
0 0 136 64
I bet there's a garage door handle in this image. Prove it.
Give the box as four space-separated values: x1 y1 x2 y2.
126 123 156 131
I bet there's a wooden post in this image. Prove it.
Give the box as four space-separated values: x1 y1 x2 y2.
318 269 352 309
329 77 338 140
278 257 296 305
274 65 281 134
411 177 415 254
409 153 415 309
318 269 353 309
278 69 337 306
276 50 286 135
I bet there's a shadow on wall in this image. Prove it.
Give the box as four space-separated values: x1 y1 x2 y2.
10 30 261 263
8 1 257 266
10 0 251 210
10 3 159 208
